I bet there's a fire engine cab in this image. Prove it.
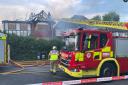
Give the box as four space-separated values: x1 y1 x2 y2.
59 28 128 78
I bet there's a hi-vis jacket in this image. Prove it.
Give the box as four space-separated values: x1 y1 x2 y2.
49 50 59 60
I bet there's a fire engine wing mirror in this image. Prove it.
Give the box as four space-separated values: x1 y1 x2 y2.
61 46 69 52
62 46 67 50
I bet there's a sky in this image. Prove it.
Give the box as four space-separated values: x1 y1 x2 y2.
0 0 128 22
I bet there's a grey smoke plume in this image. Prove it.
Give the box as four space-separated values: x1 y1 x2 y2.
0 0 81 20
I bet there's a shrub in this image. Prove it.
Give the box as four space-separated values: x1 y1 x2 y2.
7 34 64 60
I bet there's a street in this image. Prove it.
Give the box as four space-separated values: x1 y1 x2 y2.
0 65 127 85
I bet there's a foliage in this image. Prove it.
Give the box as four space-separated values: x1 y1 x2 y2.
7 34 64 60
91 15 102 21
103 12 120 21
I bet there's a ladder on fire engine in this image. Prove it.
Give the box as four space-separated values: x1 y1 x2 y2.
61 18 128 30
61 18 128 37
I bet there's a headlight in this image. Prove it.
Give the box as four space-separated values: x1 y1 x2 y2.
67 55 72 60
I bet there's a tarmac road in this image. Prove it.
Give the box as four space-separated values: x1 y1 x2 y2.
0 65 128 85
0 64 21 73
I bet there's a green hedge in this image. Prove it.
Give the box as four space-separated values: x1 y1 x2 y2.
8 34 64 60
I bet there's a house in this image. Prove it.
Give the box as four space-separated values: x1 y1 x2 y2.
2 20 55 40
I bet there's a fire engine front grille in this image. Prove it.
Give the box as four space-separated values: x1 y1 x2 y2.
60 58 69 67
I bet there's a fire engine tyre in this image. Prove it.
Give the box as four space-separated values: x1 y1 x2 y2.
100 63 117 77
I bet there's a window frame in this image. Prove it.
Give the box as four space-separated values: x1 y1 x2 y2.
100 33 108 48
82 32 100 51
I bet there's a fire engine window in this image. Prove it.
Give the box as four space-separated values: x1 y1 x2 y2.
75 33 80 50
64 33 80 51
82 33 87 50
83 33 98 51
90 34 98 50
100 33 108 48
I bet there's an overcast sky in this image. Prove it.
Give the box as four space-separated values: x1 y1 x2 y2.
0 0 128 21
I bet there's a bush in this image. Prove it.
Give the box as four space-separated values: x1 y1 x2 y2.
8 34 64 61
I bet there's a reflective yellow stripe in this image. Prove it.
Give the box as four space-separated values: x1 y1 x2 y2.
50 54 58 60
94 52 100 56
75 52 79 61
75 52 84 61
97 58 120 76
62 19 128 30
0 34 7 63
94 52 102 60
110 51 113 57
88 41 91 49
101 46 113 58
88 35 91 49
79 53 84 61
102 47 111 52
4 40 7 63
59 64 97 78
59 64 83 77
0 36 6 40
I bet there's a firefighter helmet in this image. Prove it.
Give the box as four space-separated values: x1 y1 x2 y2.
52 46 57 49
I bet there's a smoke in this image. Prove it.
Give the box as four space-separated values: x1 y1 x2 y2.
45 0 105 19
0 0 127 21
0 4 48 20
0 0 107 30
45 0 81 18
0 0 81 20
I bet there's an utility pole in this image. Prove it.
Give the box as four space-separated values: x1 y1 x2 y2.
47 12 55 40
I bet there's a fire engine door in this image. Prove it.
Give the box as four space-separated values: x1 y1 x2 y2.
86 34 101 60
83 33 101 69
0 40 5 63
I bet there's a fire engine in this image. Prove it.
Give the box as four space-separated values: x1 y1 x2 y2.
59 24 128 78
0 33 9 65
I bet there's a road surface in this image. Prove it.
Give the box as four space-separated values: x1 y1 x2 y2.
0 65 128 85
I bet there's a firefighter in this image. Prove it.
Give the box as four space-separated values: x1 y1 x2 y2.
49 46 59 74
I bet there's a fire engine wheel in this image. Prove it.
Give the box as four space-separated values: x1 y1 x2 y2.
100 63 117 77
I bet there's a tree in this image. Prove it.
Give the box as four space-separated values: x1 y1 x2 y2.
91 15 102 21
103 12 120 21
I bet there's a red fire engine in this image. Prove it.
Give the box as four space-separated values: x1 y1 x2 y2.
59 27 128 78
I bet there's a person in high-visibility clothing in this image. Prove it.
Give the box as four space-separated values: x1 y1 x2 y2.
49 46 59 74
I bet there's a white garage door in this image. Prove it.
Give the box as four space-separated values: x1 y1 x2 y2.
0 40 5 63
